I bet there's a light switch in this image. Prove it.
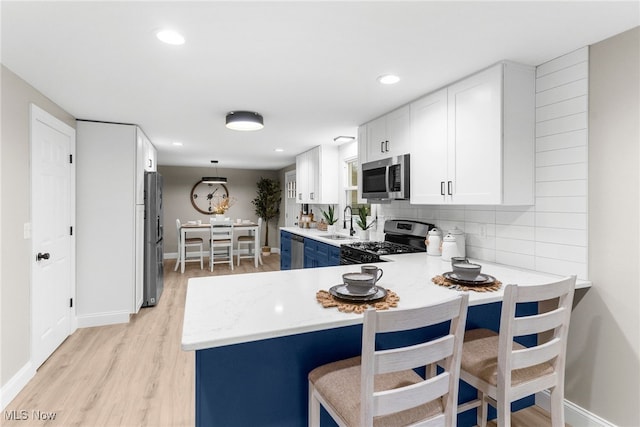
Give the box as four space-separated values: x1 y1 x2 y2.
24 222 31 239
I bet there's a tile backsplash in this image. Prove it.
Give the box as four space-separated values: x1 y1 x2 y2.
376 47 589 280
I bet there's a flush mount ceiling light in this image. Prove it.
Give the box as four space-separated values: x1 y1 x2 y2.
377 74 400 85
156 29 185 45
225 111 264 131
202 160 228 184
333 136 355 143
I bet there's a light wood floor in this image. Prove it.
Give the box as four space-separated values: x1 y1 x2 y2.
5 254 560 427
3 255 281 427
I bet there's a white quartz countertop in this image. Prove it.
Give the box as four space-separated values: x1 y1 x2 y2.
182 253 591 351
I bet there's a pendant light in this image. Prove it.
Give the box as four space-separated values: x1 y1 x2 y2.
225 111 264 131
202 160 227 184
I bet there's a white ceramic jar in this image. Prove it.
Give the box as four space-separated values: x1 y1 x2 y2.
440 233 460 262
447 227 466 258
426 228 442 256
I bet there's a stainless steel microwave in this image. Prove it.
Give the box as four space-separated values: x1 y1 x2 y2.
361 154 410 201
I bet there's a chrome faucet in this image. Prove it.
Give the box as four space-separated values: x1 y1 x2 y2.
343 206 355 236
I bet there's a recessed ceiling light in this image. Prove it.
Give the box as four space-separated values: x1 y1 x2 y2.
172 141 183 146
333 136 355 143
377 74 400 85
274 148 284 152
156 29 185 45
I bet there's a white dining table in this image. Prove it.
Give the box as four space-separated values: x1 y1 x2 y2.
179 222 260 273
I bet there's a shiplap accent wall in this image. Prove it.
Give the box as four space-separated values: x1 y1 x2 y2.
377 47 589 279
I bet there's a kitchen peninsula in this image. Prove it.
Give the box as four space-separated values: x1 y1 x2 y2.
182 254 591 427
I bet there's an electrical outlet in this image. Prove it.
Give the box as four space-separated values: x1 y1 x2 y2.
479 224 487 239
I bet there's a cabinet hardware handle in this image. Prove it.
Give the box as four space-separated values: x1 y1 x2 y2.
440 181 445 196
298 193 302 200
310 192 315 200
36 252 50 261
380 141 385 153
447 181 453 195
385 140 389 152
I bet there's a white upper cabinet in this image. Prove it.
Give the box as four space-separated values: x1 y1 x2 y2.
409 88 448 204
410 62 535 205
296 144 339 204
363 105 411 162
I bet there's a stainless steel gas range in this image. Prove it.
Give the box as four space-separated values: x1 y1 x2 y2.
339 219 435 265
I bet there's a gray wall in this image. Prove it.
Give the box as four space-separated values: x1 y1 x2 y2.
158 165 280 256
576 26 639 426
0 65 76 388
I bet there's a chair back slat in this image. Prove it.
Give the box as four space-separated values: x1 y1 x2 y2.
511 338 562 370
513 278 575 304
375 297 465 333
376 335 455 374
513 306 567 336
373 372 450 416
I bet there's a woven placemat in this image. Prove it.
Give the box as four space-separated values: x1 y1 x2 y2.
316 289 400 314
432 275 502 292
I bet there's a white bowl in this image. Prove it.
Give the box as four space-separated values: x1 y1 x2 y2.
452 262 481 281
342 272 376 295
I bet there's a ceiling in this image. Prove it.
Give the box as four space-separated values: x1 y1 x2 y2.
2 1 638 170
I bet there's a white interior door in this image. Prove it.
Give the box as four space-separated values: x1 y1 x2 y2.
31 104 75 369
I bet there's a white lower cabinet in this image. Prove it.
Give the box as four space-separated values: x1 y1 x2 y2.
410 62 535 205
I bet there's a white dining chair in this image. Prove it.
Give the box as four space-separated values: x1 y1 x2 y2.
174 219 203 271
309 293 469 427
236 217 263 267
458 276 576 427
210 218 234 271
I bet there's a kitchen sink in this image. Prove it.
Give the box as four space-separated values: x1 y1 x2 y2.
324 234 355 240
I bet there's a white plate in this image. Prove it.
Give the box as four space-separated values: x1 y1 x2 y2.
329 285 387 302
334 284 377 297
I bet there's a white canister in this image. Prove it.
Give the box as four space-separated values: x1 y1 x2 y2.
441 233 460 262
447 227 466 258
425 228 442 256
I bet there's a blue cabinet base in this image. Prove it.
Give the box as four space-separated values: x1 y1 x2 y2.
195 302 536 426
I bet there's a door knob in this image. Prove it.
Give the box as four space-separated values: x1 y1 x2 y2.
36 252 50 261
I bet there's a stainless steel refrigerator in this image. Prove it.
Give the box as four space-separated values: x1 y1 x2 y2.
143 171 164 306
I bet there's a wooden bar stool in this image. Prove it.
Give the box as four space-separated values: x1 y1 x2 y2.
309 293 469 427
458 276 576 427
174 219 203 271
209 218 234 271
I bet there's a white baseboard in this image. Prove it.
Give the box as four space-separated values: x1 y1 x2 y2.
77 311 130 328
536 391 615 427
0 361 35 411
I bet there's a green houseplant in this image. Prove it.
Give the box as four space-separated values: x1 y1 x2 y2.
321 205 339 233
251 177 281 254
355 207 375 240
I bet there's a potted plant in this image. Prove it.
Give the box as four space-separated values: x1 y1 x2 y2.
251 177 281 256
355 207 375 240
321 205 339 234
